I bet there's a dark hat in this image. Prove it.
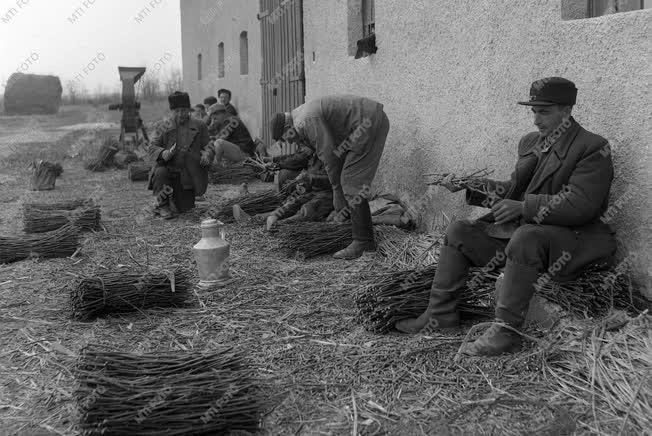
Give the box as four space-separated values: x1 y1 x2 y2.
518 77 577 106
193 104 205 111
217 88 232 97
168 91 191 110
271 112 287 141
203 96 218 106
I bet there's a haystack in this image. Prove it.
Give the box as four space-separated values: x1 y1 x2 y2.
3 72 62 115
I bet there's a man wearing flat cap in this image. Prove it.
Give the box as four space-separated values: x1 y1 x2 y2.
396 77 617 356
271 95 390 260
147 91 214 219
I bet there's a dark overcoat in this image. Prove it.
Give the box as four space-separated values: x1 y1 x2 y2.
147 117 213 195
466 117 617 278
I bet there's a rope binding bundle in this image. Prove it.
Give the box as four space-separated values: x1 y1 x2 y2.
0 224 80 264
74 345 261 435
69 267 193 320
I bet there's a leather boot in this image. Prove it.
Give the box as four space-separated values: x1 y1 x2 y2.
395 245 470 333
333 198 375 260
463 260 539 356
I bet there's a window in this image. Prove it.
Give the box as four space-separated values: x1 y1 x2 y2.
218 42 225 78
239 31 249 75
197 54 202 80
362 0 375 36
562 0 651 19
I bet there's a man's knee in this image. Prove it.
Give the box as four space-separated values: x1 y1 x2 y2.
445 219 476 247
505 224 549 264
151 166 171 187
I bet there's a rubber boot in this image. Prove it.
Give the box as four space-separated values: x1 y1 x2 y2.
395 245 470 333
463 260 539 356
333 198 375 260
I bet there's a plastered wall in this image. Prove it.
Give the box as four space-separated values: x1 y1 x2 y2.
180 0 263 138
303 0 651 295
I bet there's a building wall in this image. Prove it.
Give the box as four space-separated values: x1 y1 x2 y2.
303 0 652 294
180 0 263 138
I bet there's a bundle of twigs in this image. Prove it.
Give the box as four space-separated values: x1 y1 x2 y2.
355 267 496 333
424 168 493 194
274 221 353 258
85 139 119 172
69 267 192 320
29 160 63 190
375 226 439 268
74 345 261 435
211 189 284 222
535 265 646 317
22 205 101 233
243 156 276 182
542 312 651 434
0 224 80 264
128 163 151 181
23 198 94 211
208 162 259 184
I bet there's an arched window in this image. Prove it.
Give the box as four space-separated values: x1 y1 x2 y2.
218 42 225 78
239 31 249 75
197 54 202 80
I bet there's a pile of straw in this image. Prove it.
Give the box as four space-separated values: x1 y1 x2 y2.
355 267 496 333
23 205 101 233
542 312 651 434
74 345 261 435
0 224 80 264
29 160 63 191
69 267 192 320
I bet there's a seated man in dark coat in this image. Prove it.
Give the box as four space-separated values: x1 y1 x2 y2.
395 78 617 357
207 103 257 163
147 91 214 219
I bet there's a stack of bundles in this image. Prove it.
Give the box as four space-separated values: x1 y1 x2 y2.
74 346 261 435
208 162 259 184
24 198 93 211
69 267 192 320
355 267 496 333
542 313 651 435
22 204 101 233
355 264 645 333
128 163 151 181
85 138 119 172
0 224 80 264
3 72 62 115
29 160 63 191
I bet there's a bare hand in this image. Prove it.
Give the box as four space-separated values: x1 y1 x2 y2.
200 153 212 167
162 143 177 161
440 174 464 193
266 215 278 230
262 156 274 163
491 199 523 224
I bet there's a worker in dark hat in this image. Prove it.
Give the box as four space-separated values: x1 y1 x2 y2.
271 95 390 260
395 77 617 357
207 102 256 164
147 91 214 219
217 89 238 116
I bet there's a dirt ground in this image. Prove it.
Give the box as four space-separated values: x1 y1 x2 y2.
0 106 648 436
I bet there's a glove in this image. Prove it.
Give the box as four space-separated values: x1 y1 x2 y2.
333 188 348 211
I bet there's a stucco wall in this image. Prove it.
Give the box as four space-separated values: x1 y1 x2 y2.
180 0 263 138
303 0 651 294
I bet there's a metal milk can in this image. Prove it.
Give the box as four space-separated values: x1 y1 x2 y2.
192 219 230 288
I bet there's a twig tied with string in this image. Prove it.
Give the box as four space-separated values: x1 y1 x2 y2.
74 345 262 435
0 224 80 264
425 168 493 194
69 267 192 320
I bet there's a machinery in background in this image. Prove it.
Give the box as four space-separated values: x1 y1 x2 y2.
108 66 149 150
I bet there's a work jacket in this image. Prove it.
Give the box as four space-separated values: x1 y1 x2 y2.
147 117 213 194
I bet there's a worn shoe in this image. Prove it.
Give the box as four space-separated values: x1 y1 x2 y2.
159 206 177 220
395 312 460 334
462 322 523 356
333 240 376 260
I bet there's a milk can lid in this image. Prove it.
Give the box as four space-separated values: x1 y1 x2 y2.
201 218 223 228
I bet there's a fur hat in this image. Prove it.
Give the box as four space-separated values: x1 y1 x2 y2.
168 91 191 110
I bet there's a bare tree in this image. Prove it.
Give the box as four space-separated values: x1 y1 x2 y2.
65 80 79 105
139 70 161 102
162 68 183 95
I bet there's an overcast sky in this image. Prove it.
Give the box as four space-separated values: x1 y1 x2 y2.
0 0 182 94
